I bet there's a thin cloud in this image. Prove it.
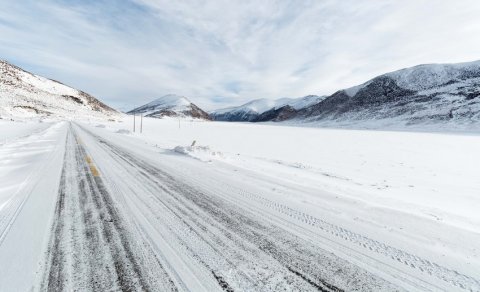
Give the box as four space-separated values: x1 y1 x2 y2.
1 0 480 111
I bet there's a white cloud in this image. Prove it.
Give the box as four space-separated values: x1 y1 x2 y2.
1 0 480 110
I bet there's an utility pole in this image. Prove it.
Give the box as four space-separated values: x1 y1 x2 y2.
133 112 136 132
140 114 143 133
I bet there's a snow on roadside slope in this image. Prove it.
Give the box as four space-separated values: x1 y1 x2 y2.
0 119 52 143
0 121 66 291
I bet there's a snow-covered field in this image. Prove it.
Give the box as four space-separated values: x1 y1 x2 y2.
99 117 480 230
92 118 480 281
1 117 479 291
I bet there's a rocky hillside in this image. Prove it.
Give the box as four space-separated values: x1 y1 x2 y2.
254 105 298 122
296 60 480 127
128 94 211 120
211 60 480 128
210 95 325 122
0 60 119 119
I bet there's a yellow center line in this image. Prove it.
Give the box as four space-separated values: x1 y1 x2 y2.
85 155 100 177
89 164 100 177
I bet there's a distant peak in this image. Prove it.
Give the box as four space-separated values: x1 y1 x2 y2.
159 93 189 100
128 94 210 120
146 94 191 107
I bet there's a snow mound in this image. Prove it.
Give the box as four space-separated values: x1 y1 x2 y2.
115 129 130 134
174 145 223 162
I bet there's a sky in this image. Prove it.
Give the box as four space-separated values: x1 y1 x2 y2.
1 0 480 111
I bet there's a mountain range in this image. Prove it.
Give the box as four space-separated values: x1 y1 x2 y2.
210 60 480 127
2 58 480 128
210 95 325 122
0 60 119 120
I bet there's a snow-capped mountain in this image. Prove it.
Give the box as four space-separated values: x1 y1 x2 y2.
128 94 211 120
211 60 480 128
295 60 480 127
210 95 325 122
0 60 119 119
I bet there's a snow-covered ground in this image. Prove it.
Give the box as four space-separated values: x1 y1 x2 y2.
0 118 52 142
90 117 480 279
98 117 480 229
0 119 61 215
0 120 66 290
1 116 479 291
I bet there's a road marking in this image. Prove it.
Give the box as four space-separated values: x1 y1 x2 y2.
85 155 100 177
89 164 100 177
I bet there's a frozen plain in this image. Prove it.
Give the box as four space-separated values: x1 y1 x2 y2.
0 117 479 291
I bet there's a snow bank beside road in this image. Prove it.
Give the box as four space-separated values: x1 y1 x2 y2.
0 119 51 143
0 121 66 291
174 144 223 162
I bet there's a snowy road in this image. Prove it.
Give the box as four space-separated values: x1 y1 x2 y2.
41 124 176 291
1 121 479 291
